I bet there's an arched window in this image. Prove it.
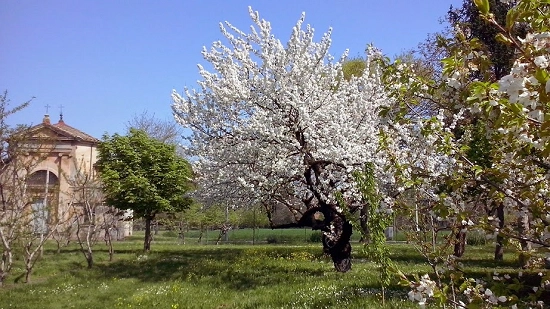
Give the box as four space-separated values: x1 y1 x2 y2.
27 170 59 234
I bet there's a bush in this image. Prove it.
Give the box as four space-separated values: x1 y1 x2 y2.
308 231 322 243
466 229 487 246
163 230 179 237
265 234 294 243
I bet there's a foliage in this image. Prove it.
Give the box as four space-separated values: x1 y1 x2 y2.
172 6 390 272
342 57 367 80
96 128 194 251
378 0 550 307
0 234 537 309
353 163 396 290
169 0 549 305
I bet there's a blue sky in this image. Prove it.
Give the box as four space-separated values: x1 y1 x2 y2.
1 0 461 139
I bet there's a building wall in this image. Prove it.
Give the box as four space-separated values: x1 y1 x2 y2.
25 136 132 238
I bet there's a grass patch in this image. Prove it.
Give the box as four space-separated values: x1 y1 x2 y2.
0 230 544 308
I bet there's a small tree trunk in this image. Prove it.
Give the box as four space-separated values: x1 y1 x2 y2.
144 216 153 251
178 222 185 244
153 221 159 235
104 227 114 262
216 224 230 245
518 211 531 267
24 268 32 284
197 225 204 244
0 249 13 287
454 226 467 257
494 203 505 261
24 248 36 284
85 251 93 269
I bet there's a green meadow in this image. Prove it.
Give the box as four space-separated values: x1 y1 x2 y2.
0 229 531 309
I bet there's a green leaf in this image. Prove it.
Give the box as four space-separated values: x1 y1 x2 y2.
506 9 519 31
534 68 549 84
474 0 490 15
495 33 513 45
509 103 523 115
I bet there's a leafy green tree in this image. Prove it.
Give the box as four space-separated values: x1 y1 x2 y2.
341 57 366 81
96 129 194 251
447 0 528 260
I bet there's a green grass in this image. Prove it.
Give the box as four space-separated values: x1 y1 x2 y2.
0 230 541 309
154 227 408 244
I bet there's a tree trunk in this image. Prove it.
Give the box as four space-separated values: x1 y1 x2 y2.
144 216 153 251
178 222 185 244
104 227 114 262
320 204 353 273
0 249 13 287
454 227 467 257
85 251 93 269
197 225 204 244
216 224 230 245
153 220 159 235
518 210 531 268
24 250 35 284
24 268 32 284
494 203 505 261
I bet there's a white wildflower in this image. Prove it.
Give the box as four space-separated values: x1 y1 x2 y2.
534 55 549 68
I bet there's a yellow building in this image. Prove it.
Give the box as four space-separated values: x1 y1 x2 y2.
5 114 132 239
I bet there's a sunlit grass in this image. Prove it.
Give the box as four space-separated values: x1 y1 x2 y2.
0 230 537 309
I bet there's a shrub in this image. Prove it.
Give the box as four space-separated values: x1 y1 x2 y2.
466 229 487 246
308 231 322 243
163 230 179 238
265 234 295 243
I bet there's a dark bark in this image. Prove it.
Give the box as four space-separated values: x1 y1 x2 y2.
144 216 154 251
85 252 93 269
197 225 204 244
104 227 114 262
454 227 467 257
273 203 353 272
322 214 353 272
494 203 505 261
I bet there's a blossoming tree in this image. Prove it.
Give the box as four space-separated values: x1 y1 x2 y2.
380 0 550 307
172 7 391 272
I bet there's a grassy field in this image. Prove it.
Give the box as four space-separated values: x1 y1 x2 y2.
158 227 408 244
0 229 534 309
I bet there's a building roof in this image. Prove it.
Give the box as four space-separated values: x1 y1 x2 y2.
28 114 100 144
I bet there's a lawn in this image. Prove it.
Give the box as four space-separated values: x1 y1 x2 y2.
0 229 537 309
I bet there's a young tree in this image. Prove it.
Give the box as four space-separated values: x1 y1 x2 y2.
447 0 528 261
172 7 391 272
2 129 66 284
380 0 550 307
126 111 183 145
96 129 194 251
0 91 64 285
0 91 32 286
66 157 109 268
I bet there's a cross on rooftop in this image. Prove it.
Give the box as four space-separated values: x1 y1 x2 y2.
45 104 51 114
59 104 65 121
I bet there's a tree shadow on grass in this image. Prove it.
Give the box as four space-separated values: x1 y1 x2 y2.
85 247 329 291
